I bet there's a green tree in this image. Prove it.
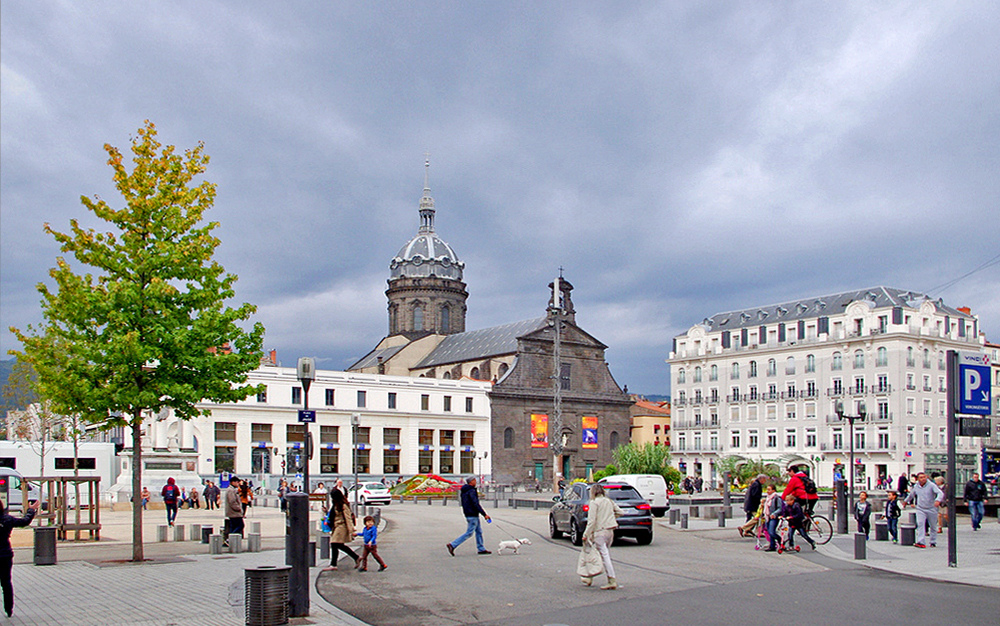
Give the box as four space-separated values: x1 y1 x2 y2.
11 121 264 561
610 443 682 489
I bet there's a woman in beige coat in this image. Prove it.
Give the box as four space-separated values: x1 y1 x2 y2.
581 484 624 590
323 488 360 571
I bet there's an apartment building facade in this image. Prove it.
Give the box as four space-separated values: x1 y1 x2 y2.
668 287 985 489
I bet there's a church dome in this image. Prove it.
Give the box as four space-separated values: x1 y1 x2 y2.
388 159 464 281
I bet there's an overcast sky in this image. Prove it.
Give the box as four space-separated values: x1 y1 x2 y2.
2 3 998 395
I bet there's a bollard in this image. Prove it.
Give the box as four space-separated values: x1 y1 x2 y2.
668 509 676 525
157 525 169 542
308 541 316 567
854 533 867 560
443 497 447 506
286 492 310 617
230 534 243 554
874 521 888 541
33 527 57 566
174 524 185 542
534 500 541 510
717 511 726 527
900 524 916 546
512 499 518 509
413 496 418 504
690 505 699 518
210 534 223 554
493 497 499 508
427 497 432 506
201 525 213 544
319 534 330 560
248 533 261 553
251 521 261 535
681 513 689 529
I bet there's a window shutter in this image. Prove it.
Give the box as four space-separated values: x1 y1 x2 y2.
741 328 748 346
759 325 767 344
892 307 903 325
797 320 805 338
778 323 786 343
722 331 731 349
818 317 829 335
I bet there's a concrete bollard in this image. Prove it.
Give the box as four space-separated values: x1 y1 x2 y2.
854 533 867 559
443 497 447 506
690 506 699 518
874 521 888 541
413 496 418 504
229 534 243 554
428 497 432 506
210 534 223 554
668 509 677 525
534 500 541 510
319 534 330 560
900 524 916 546
174 524 185 542
717 511 727 527
251 521 261 535
248 533 261 553
308 541 316 567
157 525 169 542
493 497 499 508
681 513 689 529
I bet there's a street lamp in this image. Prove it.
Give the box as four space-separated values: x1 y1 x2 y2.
351 413 360 512
297 357 315 493
477 451 489 486
835 400 867 516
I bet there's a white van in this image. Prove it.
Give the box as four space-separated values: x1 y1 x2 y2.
599 474 669 517
0 468 40 512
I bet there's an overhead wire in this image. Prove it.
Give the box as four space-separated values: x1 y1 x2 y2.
925 251 1000 296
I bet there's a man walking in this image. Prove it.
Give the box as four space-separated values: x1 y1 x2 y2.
743 474 766 522
903 472 943 548
963 473 988 531
223 476 245 548
446 477 491 556
161 478 180 527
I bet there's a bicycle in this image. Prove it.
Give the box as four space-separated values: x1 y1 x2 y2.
804 512 833 545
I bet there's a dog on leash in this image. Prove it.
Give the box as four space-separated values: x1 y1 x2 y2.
497 538 532 555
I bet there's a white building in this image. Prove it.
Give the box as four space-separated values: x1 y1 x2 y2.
116 360 493 488
668 287 985 489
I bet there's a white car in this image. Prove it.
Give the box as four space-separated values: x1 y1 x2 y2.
347 482 392 506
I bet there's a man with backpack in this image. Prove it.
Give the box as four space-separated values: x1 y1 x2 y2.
161 478 181 527
782 466 819 516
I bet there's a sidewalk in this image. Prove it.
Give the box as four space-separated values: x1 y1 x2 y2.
662 503 1000 589
7 506 366 625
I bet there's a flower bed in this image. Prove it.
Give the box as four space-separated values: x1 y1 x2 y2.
391 474 461 497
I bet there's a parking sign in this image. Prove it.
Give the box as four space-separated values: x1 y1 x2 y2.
958 351 991 415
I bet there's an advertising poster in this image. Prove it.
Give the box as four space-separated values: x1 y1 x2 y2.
530 413 548 448
582 416 598 449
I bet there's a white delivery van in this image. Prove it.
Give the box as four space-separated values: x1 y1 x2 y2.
599 474 670 517
0 468 40 512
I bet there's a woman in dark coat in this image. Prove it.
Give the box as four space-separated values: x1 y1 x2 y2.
323 488 359 571
0 499 38 617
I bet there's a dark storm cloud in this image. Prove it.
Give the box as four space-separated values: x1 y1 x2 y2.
2 2 998 394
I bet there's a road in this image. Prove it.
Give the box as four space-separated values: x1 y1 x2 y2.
316 502 999 625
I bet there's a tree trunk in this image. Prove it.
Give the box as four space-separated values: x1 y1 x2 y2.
131 417 144 562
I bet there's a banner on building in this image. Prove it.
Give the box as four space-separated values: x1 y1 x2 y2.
582 416 598 449
530 413 548 448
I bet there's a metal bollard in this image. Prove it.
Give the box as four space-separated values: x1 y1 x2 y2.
157 525 169 542
874 521 888 541
900 524 916 546
854 533 867 559
319 534 330 560
443 497 447 506
174 524 185 542
229 534 243 554
308 541 316 567
681 513 689 529
248 533 262 552
210 534 223 554
718 511 727 527
428 497 433 506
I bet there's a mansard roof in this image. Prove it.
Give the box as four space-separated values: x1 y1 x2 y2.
692 286 974 334
415 317 547 368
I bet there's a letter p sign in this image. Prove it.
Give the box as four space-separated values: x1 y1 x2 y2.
959 362 990 415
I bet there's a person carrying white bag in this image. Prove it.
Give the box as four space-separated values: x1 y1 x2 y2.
578 484 624 590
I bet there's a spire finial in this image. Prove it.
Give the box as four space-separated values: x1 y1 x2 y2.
418 153 435 234
424 152 430 190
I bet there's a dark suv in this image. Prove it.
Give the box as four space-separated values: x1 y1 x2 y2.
549 482 653 546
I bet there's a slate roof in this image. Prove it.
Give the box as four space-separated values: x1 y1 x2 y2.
415 317 547 368
695 286 973 334
349 344 407 371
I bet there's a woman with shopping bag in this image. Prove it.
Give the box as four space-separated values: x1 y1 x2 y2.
579 484 624 590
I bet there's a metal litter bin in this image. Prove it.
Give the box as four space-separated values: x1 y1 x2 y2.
245 565 290 626
34 526 57 565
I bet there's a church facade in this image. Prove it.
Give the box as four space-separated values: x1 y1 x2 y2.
351 163 631 484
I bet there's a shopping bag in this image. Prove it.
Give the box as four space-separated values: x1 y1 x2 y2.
576 540 603 577
321 517 331 533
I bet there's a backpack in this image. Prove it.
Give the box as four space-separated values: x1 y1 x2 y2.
799 474 817 496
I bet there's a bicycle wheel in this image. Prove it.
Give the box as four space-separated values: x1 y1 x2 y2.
809 515 833 545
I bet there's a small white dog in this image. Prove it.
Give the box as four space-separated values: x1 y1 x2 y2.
497 538 532 555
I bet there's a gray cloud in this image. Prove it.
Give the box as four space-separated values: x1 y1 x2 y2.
2 2 998 394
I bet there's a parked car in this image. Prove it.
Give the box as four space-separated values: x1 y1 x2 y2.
347 482 392 506
599 474 670 517
549 482 653 546
0 468 40 512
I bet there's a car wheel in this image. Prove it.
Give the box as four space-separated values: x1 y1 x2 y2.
636 530 653 545
570 519 583 546
549 515 563 539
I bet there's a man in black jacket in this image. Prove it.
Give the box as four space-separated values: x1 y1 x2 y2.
446 477 492 555
963 473 988 530
743 475 766 521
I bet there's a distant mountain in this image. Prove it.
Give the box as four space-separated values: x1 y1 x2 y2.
633 393 670 404
0 359 13 392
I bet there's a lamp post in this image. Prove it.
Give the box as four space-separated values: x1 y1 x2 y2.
351 413 360 512
477 451 489 486
835 400 867 516
297 358 316 494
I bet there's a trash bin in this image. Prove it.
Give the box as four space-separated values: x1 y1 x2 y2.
34 526 57 566
245 565 290 626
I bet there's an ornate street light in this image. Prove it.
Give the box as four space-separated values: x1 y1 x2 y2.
835 400 867 516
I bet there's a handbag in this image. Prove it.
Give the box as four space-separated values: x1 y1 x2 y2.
576 540 603 577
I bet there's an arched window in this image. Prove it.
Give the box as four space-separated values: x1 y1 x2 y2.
907 347 914 366
498 363 509 378
806 354 815 373
749 361 758 378
610 431 620 449
877 347 888 367
767 359 776 376
832 352 843 371
731 362 739 379
694 367 702 383
441 305 450 334
503 427 514 449
678 369 686 384
854 349 864 369
470 367 480 380
785 356 796 375
413 305 424 331
710 365 718 381
442 371 451 380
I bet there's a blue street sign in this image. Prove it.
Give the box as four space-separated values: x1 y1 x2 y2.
298 409 316 423
958 351 991 415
